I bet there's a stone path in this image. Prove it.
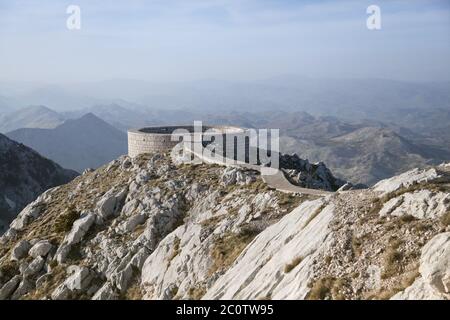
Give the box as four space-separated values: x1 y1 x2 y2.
184 147 333 196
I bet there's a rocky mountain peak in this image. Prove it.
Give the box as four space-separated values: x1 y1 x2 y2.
0 152 448 300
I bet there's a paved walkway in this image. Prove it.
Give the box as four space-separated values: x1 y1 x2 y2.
184 146 333 196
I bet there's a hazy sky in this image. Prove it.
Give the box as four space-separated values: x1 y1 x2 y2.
1 0 450 83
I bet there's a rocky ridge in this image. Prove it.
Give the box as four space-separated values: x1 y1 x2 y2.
0 153 449 300
0 134 77 235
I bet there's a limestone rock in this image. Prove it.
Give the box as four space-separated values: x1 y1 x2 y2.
373 167 443 195
65 266 93 291
92 282 119 300
22 257 45 277
0 275 21 300
379 190 450 219
10 204 42 231
420 232 450 295
29 240 53 258
11 277 34 299
221 167 252 186
1 152 448 301
203 200 334 299
97 189 127 220
65 212 95 245
10 240 31 261
391 278 445 300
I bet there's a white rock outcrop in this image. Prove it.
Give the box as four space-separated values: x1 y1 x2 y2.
65 212 96 245
379 190 450 219
392 232 450 300
204 199 333 299
0 154 448 301
10 240 31 261
373 167 442 195
29 240 53 258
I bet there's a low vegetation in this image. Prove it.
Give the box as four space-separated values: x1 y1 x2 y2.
284 256 303 273
381 238 404 279
188 286 207 300
209 228 260 276
306 277 347 300
54 207 79 233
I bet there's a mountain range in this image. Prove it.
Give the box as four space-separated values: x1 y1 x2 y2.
0 105 64 133
2 103 450 186
0 77 449 116
6 113 128 172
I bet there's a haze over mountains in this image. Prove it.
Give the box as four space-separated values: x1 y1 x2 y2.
0 76 449 185
1 77 449 116
0 105 64 133
6 113 127 173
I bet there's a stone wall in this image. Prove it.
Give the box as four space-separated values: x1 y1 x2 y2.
128 129 180 158
128 126 250 160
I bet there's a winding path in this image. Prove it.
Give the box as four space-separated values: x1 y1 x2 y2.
184 147 333 196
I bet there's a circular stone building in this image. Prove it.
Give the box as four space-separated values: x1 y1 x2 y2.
128 125 250 160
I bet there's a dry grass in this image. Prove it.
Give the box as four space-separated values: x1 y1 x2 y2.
369 268 420 300
167 236 181 266
200 214 225 228
284 256 303 273
123 282 144 300
276 192 306 213
54 207 80 233
351 235 363 258
0 260 19 283
303 202 327 229
381 238 404 279
188 286 207 300
306 277 347 300
25 265 67 300
440 210 450 227
209 228 259 275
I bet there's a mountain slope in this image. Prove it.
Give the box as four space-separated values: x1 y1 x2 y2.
6 113 128 172
0 134 77 234
0 152 448 300
282 126 450 185
0 105 64 133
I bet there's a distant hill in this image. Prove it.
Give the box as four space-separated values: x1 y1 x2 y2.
62 104 153 132
0 105 64 133
63 103 199 132
279 123 450 185
201 111 450 185
0 133 77 234
7 113 127 172
2 78 449 116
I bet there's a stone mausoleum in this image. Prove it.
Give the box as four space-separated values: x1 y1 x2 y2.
128 125 251 160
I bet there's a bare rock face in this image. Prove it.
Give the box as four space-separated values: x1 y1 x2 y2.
0 276 21 300
280 153 346 191
203 199 334 300
380 190 450 219
0 153 448 301
392 232 450 300
10 240 31 261
419 232 450 296
0 133 77 235
373 167 445 195
29 240 53 258
65 213 96 246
